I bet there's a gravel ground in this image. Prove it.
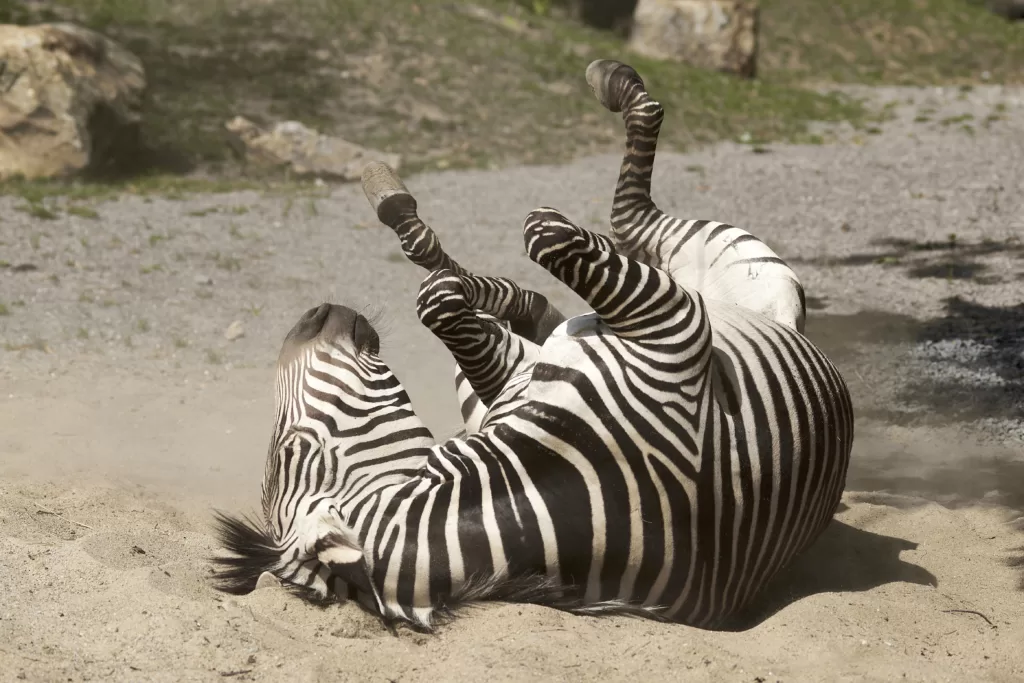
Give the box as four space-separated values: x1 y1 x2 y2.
3 83 1022 433
1 82 1021 503
0 84 1023 681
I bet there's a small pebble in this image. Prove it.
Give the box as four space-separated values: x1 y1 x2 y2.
225 320 245 341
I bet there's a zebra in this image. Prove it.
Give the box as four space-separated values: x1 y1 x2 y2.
212 59 854 631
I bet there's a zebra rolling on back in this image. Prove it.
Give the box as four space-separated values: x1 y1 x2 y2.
212 59 854 631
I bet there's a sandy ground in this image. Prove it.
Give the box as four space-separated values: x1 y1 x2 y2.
1 84 1023 682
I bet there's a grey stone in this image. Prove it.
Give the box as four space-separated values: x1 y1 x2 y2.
224 320 245 341
225 116 401 182
628 0 759 78
0 23 146 179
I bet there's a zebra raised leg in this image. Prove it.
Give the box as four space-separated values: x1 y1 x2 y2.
361 161 566 345
585 59 807 334
415 267 538 414
362 162 566 429
524 208 703 346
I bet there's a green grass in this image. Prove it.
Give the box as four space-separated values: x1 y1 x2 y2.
0 174 328 202
760 0 1024 84
0 0 1018 196
15 202 59 220
67 205 101 220
7 0 870 177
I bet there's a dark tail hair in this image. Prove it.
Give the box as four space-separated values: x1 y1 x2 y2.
209 511 280 595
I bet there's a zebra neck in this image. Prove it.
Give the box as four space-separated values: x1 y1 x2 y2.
342 430 556 626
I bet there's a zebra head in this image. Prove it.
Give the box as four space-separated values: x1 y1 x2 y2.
212 302 433 604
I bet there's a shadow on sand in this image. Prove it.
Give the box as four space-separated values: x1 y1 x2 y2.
722 511 938 630
765 291 1024 603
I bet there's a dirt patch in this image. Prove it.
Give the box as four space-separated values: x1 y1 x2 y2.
1 83 1024 680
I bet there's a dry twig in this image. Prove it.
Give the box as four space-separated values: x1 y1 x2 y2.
34 504 95 530
941 609 996 629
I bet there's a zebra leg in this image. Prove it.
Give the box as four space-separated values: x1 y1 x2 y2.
523 208 708 352
584 59 665 254
416 268 540 409
586 60 807 333
361 162 566 345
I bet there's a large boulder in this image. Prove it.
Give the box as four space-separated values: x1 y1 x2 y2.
225 117 402 182
627 0 759 78
0 23 145 179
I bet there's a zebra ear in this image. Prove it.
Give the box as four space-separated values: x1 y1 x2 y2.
314 527 364 566
312 517 379 601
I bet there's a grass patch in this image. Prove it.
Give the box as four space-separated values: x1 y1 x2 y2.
67 205 100 220
16 202 59 220
0 0 1015 194
760 0 1024 84
4 0 872 182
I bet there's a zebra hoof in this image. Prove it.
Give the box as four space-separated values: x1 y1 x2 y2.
585 59 644 114
361 161 416 225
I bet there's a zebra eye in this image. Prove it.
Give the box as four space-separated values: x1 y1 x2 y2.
352 315 380 355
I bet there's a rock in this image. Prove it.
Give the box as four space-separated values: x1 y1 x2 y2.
194 274 213 286
627 0 759 78
224 320 245 341
0 23 145 179
254 571 281 590
225 116 401 181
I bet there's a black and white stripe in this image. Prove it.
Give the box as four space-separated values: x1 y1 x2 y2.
212 60 854 631
361 160 567 433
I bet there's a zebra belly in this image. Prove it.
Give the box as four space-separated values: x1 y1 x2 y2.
514 304 851 625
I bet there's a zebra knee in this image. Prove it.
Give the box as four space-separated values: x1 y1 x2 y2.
523 208 594 273
415 269 472 334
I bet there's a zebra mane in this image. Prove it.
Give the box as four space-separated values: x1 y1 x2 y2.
209 510 281 595
358 301 392 344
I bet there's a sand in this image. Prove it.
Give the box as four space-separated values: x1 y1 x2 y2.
1 84 1023 681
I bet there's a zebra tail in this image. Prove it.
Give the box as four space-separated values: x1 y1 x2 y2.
209 510 280 594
